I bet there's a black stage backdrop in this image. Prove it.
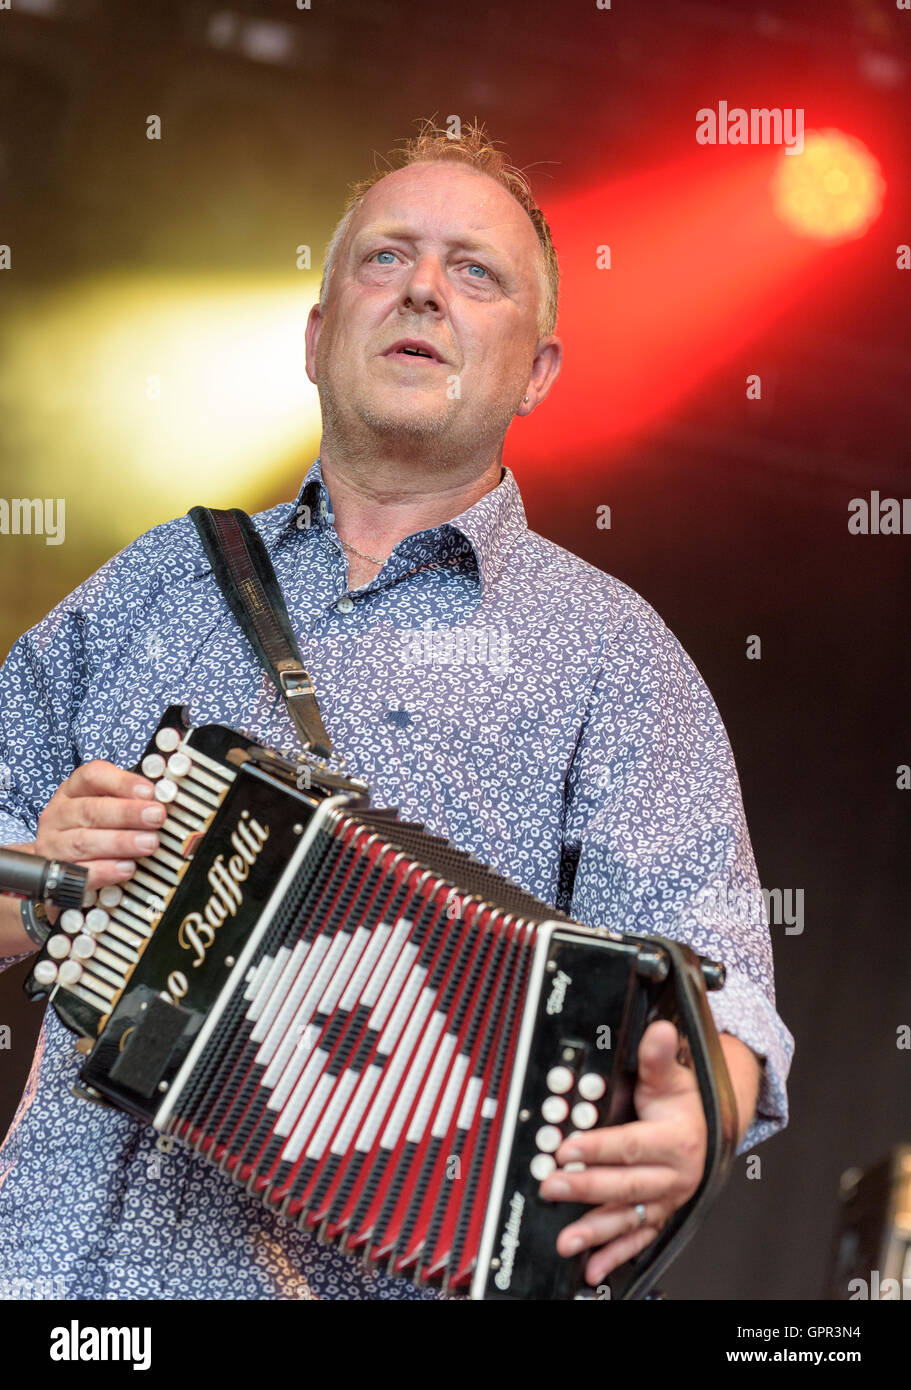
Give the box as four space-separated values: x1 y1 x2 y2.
0 0 909 1302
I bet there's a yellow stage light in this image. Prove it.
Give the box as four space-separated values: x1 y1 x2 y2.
772 130 885 243
0 273 322 537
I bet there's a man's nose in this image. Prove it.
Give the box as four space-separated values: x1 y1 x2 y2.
400 254 448 313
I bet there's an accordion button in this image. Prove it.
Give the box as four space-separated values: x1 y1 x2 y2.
142 754 167 779
47 934 72 960
60 909 85 935
530 1153 556 1181
155 727 183 752
571 1102 599 1131
535 1125 563 1153
577 1073 607 1102
85 908 110 935
546 1066 574 1095
541 1095 569 1124
167 752 192 779
154 778 179 803
98 885 123 908
73 934 97 961
32 959 59 987
58 960 84 985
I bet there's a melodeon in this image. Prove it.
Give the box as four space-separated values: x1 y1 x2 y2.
25 706 737 1300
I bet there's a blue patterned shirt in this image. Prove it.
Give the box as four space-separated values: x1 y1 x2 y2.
0 458 793 1300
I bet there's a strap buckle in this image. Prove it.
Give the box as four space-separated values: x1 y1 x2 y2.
278 666 316 699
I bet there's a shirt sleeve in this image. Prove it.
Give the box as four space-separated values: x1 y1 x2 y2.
0 522 172 974
0 599 92 972
562 597 794 1154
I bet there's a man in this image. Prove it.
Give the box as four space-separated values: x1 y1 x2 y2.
0 120 792 1300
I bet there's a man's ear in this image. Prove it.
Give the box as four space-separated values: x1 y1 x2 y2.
518 336 563 415
305 303 324 385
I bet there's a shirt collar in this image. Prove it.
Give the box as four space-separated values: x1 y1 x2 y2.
281 456 529 597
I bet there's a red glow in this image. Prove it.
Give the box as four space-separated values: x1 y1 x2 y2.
504 144 878 491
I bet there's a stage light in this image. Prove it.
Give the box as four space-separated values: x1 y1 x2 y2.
772 130 885 243
0 274 321 534
510 154 822 476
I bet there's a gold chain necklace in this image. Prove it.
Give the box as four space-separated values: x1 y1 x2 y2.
339 538 387 566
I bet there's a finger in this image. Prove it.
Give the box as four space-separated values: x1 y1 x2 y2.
637 1018 692 1097
44 826 161 869
59 760 157 802
584 1224 661 1286
555 1120 688 1169
73 858 140 892
51 794 168 835
540 1163 673 1207
556 1201 666 1257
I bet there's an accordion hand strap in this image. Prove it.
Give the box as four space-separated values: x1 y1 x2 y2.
188 505 334 761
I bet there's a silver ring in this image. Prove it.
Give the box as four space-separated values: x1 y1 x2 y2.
633 1203 647 1228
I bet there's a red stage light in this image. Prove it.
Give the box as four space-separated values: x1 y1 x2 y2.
772 130 885 243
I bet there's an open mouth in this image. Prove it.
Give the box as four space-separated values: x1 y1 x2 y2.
384 341 445 364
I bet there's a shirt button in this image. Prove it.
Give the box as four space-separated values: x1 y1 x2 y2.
335 595 354 614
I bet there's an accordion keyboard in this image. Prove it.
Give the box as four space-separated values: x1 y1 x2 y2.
34 722 236 1025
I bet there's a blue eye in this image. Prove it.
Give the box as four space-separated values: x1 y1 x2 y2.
373 251 396 264
467 264 489 278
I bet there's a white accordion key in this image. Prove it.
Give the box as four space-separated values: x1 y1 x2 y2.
535 1125 563 1153
545 1066 574 1095
166 752 192 779
541 1095 569 1124
85 908 110 935
47 934 71 960
32 958 58 987
154 778 178 803
60 909 85 935
98 885 123 908
72 934 97 961
58 959 83 986
570 1102 598 1130
530 1153 556 1181
155 727 183 753
577 1073 606 1102
141 754 167 779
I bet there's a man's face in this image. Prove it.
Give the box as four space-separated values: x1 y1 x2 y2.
306 161 557 454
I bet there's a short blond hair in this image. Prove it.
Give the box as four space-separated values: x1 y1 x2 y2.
319 117 559 338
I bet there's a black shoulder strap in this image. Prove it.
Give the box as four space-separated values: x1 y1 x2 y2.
188 505 334 761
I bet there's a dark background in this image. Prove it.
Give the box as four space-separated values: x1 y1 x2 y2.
1 0 909 1300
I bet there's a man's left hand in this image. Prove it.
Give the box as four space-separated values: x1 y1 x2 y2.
538 1018 706 1287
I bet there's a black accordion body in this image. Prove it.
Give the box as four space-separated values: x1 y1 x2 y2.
25 706 738 1300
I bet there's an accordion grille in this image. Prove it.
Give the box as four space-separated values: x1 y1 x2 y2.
165 809 539 1289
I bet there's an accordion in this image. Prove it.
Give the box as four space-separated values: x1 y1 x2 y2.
25 706 738 1300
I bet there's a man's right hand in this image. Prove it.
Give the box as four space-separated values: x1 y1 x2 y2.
35 759 163 890
0 762 162 954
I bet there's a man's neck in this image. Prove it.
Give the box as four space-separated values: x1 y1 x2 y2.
317 442 502 589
